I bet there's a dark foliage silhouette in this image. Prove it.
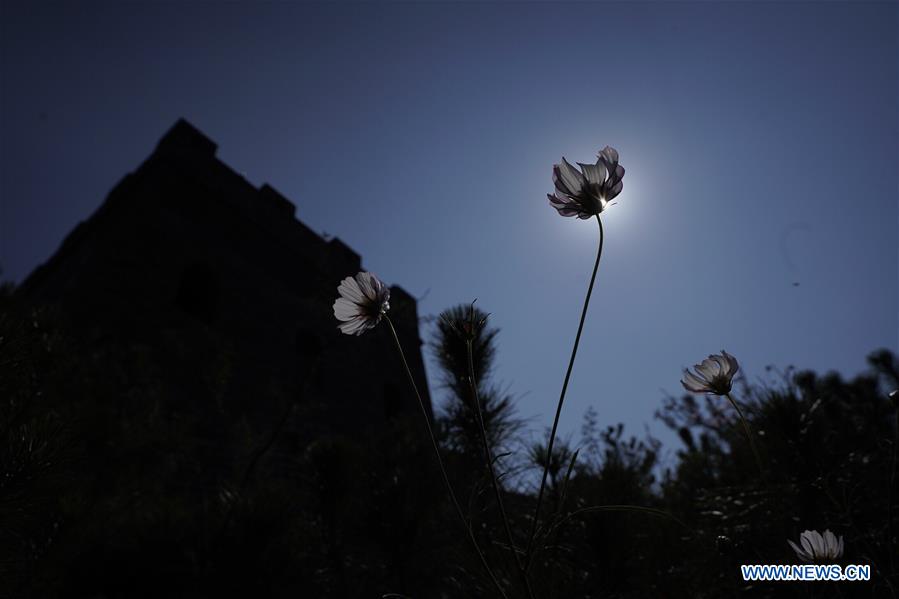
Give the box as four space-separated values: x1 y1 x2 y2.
3 275 896 597
431 303 523 464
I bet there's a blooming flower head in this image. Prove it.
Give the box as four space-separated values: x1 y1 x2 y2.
333 271 390 336
681 351 740 395
788 529 844 563
548 146 625 219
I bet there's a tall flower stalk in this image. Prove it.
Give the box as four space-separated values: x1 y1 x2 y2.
334 272 508 598
384 316 508 598
524 147 624 569
725 392 764 478
524 214 605 569
336 143 627 590
457 305 536 598
887 389 898 574
682 351 765 477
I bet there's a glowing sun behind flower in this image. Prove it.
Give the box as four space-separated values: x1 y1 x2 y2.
547 146 625 219
527 143 624 568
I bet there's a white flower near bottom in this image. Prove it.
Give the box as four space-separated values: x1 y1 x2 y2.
333 271 390 336
788 529 844 563
681 351 740 396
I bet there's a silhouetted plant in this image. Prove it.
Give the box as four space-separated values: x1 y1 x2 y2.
333 272 508 597
432 303 522 470
525 146 626 572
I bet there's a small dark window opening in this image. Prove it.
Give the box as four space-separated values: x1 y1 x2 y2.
383 382 402 420
175 263 219 323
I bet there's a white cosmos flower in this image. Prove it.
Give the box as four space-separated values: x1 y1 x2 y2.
548 146 625 219
681 351 740 396
788 529 844 563
333 271 390 336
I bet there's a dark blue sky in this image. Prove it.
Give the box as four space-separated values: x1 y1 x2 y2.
2 1 897 461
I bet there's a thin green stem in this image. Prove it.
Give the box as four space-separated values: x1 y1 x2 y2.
524 214 604 571
385 316 508 599
466 338 536 599
724 392 765 479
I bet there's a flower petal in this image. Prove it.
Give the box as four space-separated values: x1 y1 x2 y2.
788 539 812 563
709 356 726 377
337 316 364 335
548 193 568 207
370 273 388 304
682 371 709 393
598 145 619 166
800 532 815 556
578 162 608 186
695 360 717 379
808 530 825 557
556 158 586 196
337 276 365 304
549 193 582 217
606 180 623 201
722 350 740 376
334 271 389 335
355 272 377 301
712 355 729 376
823 530 839 557
333 297 361 321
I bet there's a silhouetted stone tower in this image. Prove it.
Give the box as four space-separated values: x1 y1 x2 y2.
21 119 432 468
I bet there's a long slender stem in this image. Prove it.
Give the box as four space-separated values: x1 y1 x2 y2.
724 392 765 478
524 215 604 570
466 338 536 599
385 316 508 599
888 409 898 575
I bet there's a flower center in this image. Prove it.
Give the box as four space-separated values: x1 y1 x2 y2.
710 375 732 394
581 184 605 213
